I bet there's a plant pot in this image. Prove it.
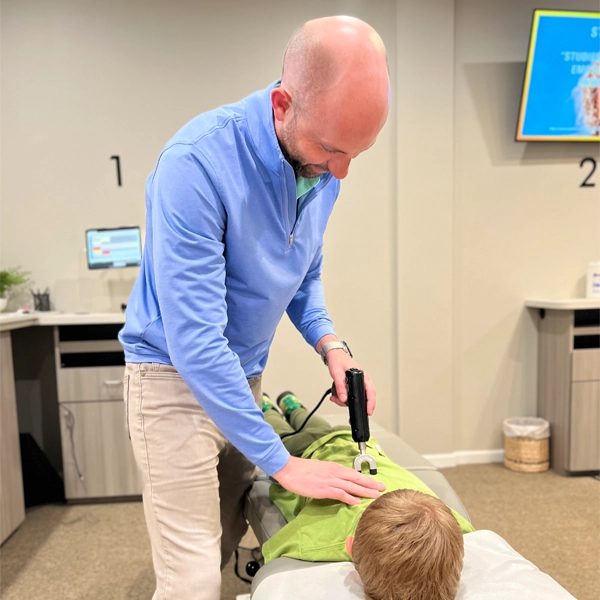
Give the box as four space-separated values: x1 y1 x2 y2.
0 297 7 312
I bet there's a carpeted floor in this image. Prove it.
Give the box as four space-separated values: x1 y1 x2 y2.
439 464 600 600
0 500 253 600
0 464 598 600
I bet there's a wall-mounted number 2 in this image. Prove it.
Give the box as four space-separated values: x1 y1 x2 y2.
111 155 122 187
580 157 596 188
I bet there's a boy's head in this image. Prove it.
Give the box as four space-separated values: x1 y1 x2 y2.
347 489 464 600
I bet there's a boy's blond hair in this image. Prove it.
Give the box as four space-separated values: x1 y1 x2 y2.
352 489 464 600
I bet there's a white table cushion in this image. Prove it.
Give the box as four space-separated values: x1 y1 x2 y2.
251 530 575 600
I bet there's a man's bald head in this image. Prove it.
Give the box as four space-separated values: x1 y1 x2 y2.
281 16 388 117
272 16 389 180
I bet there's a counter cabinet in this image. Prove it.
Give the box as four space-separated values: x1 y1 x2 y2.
55 324 141 499
8 315 142 508
0 331 26 543
534 306 600 475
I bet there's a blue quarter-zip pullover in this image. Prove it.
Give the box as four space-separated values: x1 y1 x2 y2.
119 82 341 476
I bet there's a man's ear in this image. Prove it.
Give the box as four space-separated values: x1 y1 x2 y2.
271 87 293 123
345 535 354 557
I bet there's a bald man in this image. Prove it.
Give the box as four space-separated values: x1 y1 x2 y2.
119 15 389 599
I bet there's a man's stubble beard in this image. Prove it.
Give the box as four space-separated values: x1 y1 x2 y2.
277 119 325 179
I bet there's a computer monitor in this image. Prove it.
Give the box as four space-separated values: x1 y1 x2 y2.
85 227 142 269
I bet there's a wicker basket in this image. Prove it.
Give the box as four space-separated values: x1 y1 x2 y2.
504 436 549 473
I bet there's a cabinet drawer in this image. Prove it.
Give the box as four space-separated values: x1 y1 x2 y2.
57 366 125 403
570 381 600 472
572 350 600 382
59 400 142 499
0 332 25 543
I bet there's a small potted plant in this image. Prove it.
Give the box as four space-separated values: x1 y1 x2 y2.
0 267 30 312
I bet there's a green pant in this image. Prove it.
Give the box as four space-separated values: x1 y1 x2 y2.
264 407 347 457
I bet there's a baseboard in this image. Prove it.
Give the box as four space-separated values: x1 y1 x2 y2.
423 449 504 469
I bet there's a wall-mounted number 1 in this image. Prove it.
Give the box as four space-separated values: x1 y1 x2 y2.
580 157 596 188
111 155 122 186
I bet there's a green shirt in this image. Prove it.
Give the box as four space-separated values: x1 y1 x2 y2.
296 176 320 215
296 176 320 200
262 431 475 563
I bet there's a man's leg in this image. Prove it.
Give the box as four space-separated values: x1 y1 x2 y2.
217 376 262 570
125 362 226 600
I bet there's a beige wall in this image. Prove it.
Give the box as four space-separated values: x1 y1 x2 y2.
395 0 456 454
2 0 599 457
392 0 599 457
0 0 398 431
453 0 600 453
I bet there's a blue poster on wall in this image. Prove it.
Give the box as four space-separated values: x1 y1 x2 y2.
516 10 600 142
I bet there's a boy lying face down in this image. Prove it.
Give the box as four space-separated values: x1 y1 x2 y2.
260 393 475 600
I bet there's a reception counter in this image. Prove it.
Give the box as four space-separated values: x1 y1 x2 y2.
0 311 136 544
526 299 600 475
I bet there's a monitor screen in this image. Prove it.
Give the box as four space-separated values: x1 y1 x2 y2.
86 227 142 269
516 9 600 142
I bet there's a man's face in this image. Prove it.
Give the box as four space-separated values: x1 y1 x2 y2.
276 103 383 181
272 82 388 180
278 112 332 179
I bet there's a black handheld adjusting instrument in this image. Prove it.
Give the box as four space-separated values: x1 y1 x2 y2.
333 368 377 475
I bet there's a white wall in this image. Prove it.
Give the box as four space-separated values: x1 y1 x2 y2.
0 0 398 431
394 0 456 454
453 0 600 452
391 0 599 457
2 0 598 457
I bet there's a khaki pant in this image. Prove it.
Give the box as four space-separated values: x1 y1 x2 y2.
124 363 261 600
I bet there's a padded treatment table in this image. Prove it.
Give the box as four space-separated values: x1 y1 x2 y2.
244 414 575 599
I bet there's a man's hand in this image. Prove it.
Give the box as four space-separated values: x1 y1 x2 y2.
272 456 385 505
316 335 377 416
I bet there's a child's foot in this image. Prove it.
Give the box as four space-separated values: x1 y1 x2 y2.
276 391 303 416
261 393 283 414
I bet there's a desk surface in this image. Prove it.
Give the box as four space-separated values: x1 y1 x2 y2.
0 314 39 332
0 311 126 331
525 298 600 310
36 312 126 325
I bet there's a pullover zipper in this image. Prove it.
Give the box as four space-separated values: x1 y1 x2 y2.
287 177 328 247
